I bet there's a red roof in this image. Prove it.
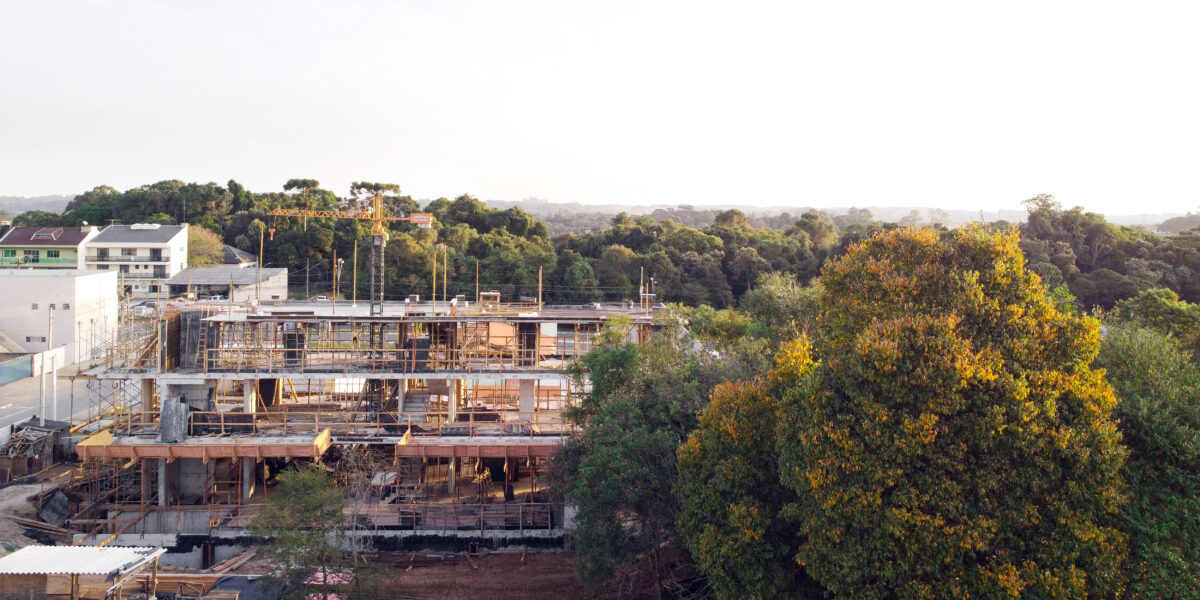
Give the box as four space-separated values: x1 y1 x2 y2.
0 226 93 247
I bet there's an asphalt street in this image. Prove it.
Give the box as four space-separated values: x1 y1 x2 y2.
0 368 88 441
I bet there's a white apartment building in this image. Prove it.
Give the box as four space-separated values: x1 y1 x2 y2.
85 224 188 298
0 270 119 365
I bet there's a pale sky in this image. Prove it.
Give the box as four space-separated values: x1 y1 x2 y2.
1 1 1198 215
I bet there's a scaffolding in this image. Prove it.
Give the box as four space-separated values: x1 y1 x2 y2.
65 297 655 543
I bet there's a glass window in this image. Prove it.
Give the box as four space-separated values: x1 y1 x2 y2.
121 248 136 256
46 249 60 258
23 249 39 263
97 265 109 270
2 249 13 257
63 303 70 310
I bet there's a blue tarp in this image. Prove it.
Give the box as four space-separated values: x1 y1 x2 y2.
0 355 31 387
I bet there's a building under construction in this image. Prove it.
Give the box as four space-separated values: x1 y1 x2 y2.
64 294 657 564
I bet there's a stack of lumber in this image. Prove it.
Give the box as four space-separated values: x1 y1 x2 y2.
209 549 256 573
3 512 72 539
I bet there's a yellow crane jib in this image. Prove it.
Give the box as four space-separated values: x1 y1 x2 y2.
267 194 434 315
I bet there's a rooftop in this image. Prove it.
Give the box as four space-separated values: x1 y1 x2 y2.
0 545 165 575
0 225 95 247
165 265 287 286
0 268 117 279
92 223 187 244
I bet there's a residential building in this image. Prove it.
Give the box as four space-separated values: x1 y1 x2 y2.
0 225 100 269
85 223 188 297
0 269 118 364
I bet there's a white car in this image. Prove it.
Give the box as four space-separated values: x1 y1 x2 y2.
313 296 330 302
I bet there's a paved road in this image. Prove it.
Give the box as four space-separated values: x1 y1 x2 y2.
0 368 88 441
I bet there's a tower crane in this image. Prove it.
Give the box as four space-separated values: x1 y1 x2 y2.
268 194 433 316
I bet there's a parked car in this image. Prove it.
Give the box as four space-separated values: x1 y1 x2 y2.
313 296 330 302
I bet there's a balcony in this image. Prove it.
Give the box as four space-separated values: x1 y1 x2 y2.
0 256 79 267
87 255 169 263
114 271 166 279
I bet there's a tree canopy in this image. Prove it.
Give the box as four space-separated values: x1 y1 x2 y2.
778 227 1127 598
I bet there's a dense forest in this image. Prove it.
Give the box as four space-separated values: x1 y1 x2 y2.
9 180 1200 315
8 180 1200 597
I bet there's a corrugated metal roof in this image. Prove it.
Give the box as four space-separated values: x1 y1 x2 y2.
0 545 165 575
165 265 287 286
92 224 186 244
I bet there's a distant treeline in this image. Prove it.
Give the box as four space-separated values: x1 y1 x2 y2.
7 180 1200 310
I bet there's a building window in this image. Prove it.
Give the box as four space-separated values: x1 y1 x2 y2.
31 303 38 310
63 303 70 310
150 249 162 261
121 248 136 256
23 249 39 263
119 265 129 273
97 249 109 260
148 285 159 293
2 249 13 257
46 249 60 258
25 336 46 343
97 264 109 270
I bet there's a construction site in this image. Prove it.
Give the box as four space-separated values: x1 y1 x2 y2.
44 291 657 568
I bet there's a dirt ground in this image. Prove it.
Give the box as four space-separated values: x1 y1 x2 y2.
366 551 589 600
0 465 76 555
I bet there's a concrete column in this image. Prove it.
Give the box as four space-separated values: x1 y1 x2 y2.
241 457 256 502
157 458 167 507
243 382 256 413
447 458 457 495
447 379 458 422
140 379 155 415
518 379 536 421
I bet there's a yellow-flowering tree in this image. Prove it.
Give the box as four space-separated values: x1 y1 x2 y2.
677 339 824 600
778 227 1127 598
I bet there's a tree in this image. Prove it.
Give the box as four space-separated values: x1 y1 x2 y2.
251 464 349 599
677 340 823 600
778 227 1127 598
555 311 762 593
13 210 62 227
1113 287 1200 340
739 271 818 342
1096 325 1200 599
189 225 226 267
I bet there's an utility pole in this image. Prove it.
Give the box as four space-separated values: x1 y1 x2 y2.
306 257 310 300
257 223 264 304
352 239 358 308
39 304 54 426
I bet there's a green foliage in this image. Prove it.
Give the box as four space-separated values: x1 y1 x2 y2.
1113 287 1200 340
251 464 349 597
677 339 823 600
778 227 1127 598
188 225 226 267
556 315 762 592
1096 325 1200 598
740 271 819 342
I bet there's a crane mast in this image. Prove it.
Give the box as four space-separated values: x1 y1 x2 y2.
268 195 433 316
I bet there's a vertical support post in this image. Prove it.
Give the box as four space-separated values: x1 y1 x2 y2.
157 458 167 507
518 379 535 423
